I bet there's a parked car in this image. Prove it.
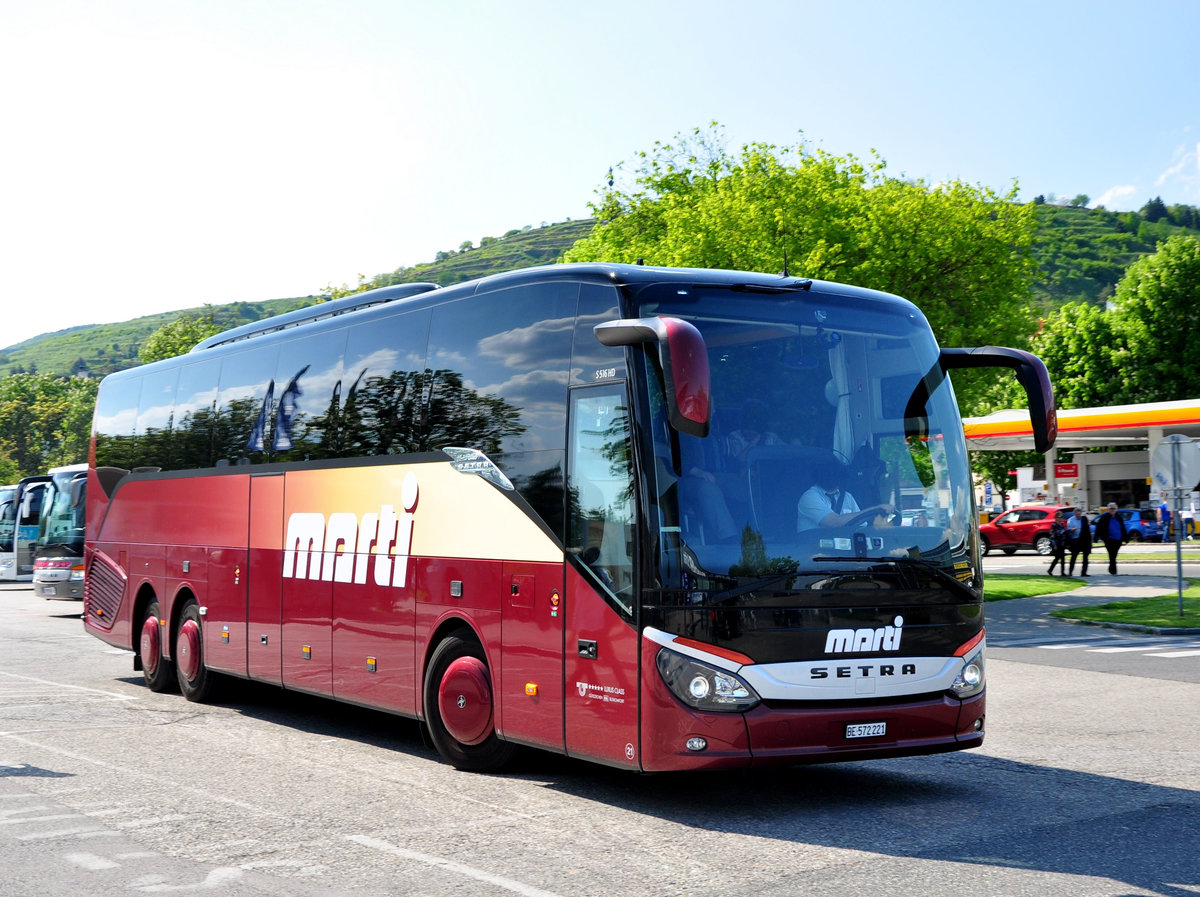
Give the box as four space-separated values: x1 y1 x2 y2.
979 505 1073 556
1089 508 1161 543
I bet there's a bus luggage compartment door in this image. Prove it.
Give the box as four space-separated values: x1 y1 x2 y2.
499 562 564 751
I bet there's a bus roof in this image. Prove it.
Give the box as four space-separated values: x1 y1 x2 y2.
189 262 912 354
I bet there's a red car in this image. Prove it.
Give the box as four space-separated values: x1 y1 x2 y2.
979 505 1073 556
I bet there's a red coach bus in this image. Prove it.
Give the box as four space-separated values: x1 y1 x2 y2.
83 263 1055 772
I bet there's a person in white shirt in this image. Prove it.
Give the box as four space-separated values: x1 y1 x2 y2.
797 458 892 531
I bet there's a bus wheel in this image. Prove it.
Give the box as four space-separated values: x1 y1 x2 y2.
424 631 515 772
175 601 218 703
139 600 176 693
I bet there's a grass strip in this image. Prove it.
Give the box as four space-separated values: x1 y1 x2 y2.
1048 579 1200 628
984 574 1085 601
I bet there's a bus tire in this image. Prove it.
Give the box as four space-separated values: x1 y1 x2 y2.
139 599 177 693
424 630 514 772
175 600 219 703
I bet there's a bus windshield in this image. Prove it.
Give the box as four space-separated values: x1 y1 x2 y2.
37 469 86 557
637 284 975 583
0 486 15 553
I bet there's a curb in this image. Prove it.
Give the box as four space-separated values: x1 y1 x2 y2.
1049 617 1200 636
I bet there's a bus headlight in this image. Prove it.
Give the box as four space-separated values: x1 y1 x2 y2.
656 648 760 712
69 565 85 582
950 643 985 698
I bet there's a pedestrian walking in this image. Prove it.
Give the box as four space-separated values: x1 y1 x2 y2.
1158 498 1173 542
1092 502 1128 575
1046 509 1068 575
1066 507 1090 576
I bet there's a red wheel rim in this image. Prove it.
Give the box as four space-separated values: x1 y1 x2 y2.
437 656 493 746
140 616 160 677
177 618 202 682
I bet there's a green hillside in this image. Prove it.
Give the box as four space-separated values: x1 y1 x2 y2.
4 206 1197 380
0 219 593 379
1030 202 1195 309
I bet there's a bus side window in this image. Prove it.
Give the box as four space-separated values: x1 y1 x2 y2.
567 387 635 610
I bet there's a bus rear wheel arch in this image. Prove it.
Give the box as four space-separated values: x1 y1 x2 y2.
423 629 515 772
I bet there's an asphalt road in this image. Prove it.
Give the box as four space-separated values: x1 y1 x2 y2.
2 584 1197 897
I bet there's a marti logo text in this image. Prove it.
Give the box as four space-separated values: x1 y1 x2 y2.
282 473 419 587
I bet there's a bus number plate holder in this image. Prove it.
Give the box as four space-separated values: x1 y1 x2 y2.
846 721 886 739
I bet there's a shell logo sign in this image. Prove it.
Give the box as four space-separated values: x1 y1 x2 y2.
282 472 419 588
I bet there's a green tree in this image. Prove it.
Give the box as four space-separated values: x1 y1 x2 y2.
140 312 223 364
564 126 1038 408
0 373 97 477
1029 302 1119 408
1107 234 1200 403
1140 196 1168 222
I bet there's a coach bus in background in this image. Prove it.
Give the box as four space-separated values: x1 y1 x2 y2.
33 463 87 600
83 263 1055 772
0 476 50 582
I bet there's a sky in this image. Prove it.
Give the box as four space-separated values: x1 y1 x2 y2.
2 0 1198 349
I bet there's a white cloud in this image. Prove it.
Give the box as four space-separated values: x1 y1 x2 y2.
1091 185 1138 210
1155 143 1200 198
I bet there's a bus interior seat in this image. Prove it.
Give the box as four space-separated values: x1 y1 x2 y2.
745 445 832 542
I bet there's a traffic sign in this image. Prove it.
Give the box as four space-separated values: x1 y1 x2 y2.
1151 435 1200 492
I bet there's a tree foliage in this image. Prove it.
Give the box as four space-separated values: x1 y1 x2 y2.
139 312 224 364
1107 234 1200 403
0 373 97 476
564 125 1039 409
1031 234 1200 408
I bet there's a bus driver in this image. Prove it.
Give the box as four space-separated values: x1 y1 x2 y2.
798 457 893 530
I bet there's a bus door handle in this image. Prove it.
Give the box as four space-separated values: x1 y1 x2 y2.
577 639 598 660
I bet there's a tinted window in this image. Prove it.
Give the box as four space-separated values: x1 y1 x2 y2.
135 368 179 471
427 282 576 456
571 282 626 386
269 329 347 462
213 347 278 466
94 375 141 470
173 358 221 469
342 308 431 456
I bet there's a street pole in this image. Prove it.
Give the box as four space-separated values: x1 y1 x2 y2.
1170 440 1183 615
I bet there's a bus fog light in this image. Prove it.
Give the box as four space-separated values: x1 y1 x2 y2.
686 737 707 752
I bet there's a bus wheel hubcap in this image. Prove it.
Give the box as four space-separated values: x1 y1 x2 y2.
438 657 492 746
140 616 160 675
177 618 202 681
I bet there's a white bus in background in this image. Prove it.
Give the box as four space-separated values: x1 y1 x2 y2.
32 463 87 600
0 477 50 581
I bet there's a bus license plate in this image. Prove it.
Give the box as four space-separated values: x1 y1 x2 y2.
846 721 886 739
43 586 56 596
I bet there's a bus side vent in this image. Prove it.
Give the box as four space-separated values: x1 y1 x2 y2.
85 554 127 631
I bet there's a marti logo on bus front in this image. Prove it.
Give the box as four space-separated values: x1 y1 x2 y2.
823 616 903 654
281 473 419 587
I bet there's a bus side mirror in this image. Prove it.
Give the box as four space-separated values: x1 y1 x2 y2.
594 316 711 437
939 346 1058 454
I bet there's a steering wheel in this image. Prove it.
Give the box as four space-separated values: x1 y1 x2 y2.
847 507 889 528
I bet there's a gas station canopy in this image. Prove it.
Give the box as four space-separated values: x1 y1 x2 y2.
963 398 1200 451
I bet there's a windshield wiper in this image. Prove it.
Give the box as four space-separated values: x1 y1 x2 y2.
811 554 972 592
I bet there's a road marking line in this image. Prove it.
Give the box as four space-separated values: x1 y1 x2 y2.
64 852 121 871
1090 646 1159 653
0 671 136 701
1145 650 1200 658
348 834 566 897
